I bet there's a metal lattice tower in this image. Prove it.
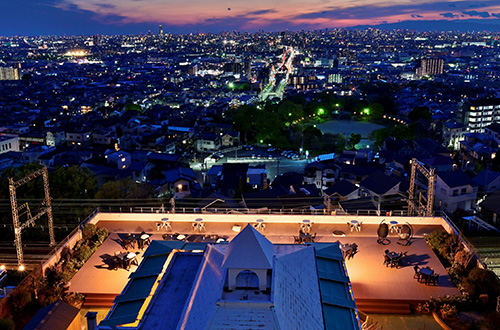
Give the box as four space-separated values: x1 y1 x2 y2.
9 167 55 266
407 158 435 216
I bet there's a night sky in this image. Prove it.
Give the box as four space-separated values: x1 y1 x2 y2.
2 0 500 36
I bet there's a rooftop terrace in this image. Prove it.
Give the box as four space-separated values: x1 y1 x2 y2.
68 212 461 317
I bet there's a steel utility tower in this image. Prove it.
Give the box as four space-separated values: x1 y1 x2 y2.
407 158 435 216
9 167 55 266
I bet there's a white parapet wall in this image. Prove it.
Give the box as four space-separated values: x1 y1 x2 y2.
93 212 446 227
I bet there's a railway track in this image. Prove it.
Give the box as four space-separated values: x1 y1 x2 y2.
0 242 54 271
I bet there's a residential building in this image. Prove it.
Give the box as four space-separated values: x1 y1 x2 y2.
303 162 340 192
0 66 20 80
66 130 92 147
442 121 466 150
415 58 444 77
46 130 66 147
195 133 220 153
105 150 131 170
479 191 500 228
0 135 19 154
162 167 200 199
221 131 239 147
484 122 500 146
472 169 500 194
434 171 478 213
359 172 401 210
459 99 500 133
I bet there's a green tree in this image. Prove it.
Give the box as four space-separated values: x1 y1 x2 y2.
303 125 322 138
94 178 155 202
373 128 392 147
461 268 500 299
321 133 347 153
0 318 15 330
349 133 362 150
368 103 385 120
409 106 432 122
50 166 97 199
277 101 304 122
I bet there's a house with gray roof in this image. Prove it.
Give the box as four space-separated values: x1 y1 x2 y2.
359 172 401 210
434 170 478 213
473 169 500 194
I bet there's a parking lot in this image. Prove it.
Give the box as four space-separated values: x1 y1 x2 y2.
201 146 309 180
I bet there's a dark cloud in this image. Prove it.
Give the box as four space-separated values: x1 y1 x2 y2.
246 9 277 16
95 3 116 9
468 3 487 8
411 14 423 18
462 10 490 18
492 13 500 18
294 1 495 21
441 12 459 18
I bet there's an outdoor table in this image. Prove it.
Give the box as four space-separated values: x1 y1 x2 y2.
253 219 265 231
300 232 312 242
193 219 204 232
386 251 401 267
419 267 433 283
138 234 150 249
301 223 311 233
389 220 400 233
419 267 433 276
386 251 400 259
158 218 171 231
349 220 361 232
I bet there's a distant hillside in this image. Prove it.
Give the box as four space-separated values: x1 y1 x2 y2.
349 18 500 32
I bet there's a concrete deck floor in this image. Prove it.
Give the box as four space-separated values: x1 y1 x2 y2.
69 220 460 304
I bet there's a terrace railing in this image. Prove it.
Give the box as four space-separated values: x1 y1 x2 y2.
97 206 422 217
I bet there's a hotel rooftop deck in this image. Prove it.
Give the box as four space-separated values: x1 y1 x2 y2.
68 212 460 315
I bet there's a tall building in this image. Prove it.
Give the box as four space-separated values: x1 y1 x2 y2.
415 58 444 77
0 67 20 80
158 25 164 36
459 99 500 133
92 34 100 46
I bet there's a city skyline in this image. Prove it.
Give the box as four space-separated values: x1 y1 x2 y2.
2 0 500 36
